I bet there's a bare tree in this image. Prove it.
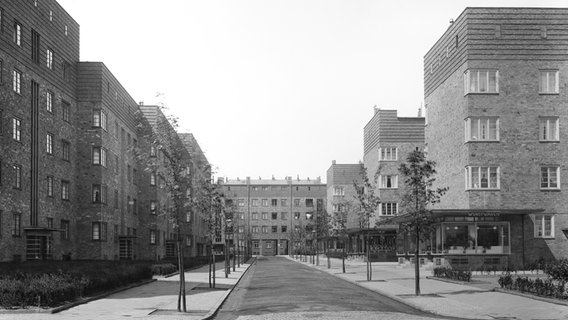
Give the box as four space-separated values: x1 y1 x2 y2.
134 107 193 312
331 199 356 273
399 150 447 296
353 163 381 281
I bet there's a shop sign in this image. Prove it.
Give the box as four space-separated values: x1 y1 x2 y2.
467 212 500 217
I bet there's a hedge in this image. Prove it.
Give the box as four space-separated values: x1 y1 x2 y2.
433 267 472 282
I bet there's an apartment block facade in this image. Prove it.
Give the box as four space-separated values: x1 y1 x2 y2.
422 7 568 268
220 177 326 256
0 0 208 262
363 108 425 261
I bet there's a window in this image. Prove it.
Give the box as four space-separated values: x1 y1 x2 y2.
305 199 314 207
379 147 397 161
333 204 343 212
46 133 53 154
13 165 21 189
47 217 53 229
62 140 70 161
150 230 157 244
92 147 107 166
62 101 69 122
262 186 268 191
381 203 398 216
252 186 258 191
12 118 21 141
93 109 107 130
61 180 69 200
46 176 53 197
0 60 3 83
238 226 244 233
238 199 245 207
114 155 119 173
539 70 559 94
186 236 191 247
272 226 277 233
46 48 53 69
333 186 344 196
92 222 107 241
150 145 157 157
541 166 560 190
271 212 278 220
271 199 278 206
186 211 191 222
379 175 398 189
64 25 68 36
31 29 40 64
261 212 268 220
132 198 137 215
114 189 119 208
252 226 258 233
13 21 21 46
239 213 245 220
539 117 559 142
294 199 300 207
12 213 21 237
294 212 300 219
261 226 268 233
92 184 107 203
464 69 499 94
12 70 21 94
252 212 258 220
49 10 53 22
466 166 500 190
261 199 268 207
281 199 288 206
150 172 156 185
150 201 157 214
534 214 554 238
465 117 499 141
251 199 258 207
61 220 69 240
46 91 53 112
281 225 288 233
281 212 287 220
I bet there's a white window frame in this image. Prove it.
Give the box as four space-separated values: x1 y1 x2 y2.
333 186 344 196
464 69 499 94
46 91 53 112
14 22 21 46
539 70 559 94
150 172 156 186
46 49 53 69
46 133 53 154
465 117 499 142
379 147 397 161
12 70 21 94
539 117 559 142
238 199 245 207
12 118 21 141
540 166 560 190
465 166 500 190
534 214 554 238
379 175 398 189
251 199 258 207
380 202 398 216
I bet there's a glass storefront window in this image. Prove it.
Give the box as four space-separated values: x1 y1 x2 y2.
437 222 509 254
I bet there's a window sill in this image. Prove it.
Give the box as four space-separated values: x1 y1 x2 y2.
466 188 500 191
540 189 561 192
539 140 560 143
534 236 555 239
465 140 500 143
538 92 559 95
379 188 398 190
464 92 499 96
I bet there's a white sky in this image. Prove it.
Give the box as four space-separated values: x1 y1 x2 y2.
58 0 566 182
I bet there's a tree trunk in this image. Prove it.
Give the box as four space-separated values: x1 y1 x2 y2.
177 240 182 312
366 232 372 281
342 239 346 273
326 240 331 269
224 239 229 278
415 226 421 296
212 248 216 288
179 240 186 312
208 247 212 288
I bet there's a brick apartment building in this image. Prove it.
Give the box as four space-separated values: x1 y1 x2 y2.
0 0 209 262
419 7 568 269
363 108 425 261
219 177 326 256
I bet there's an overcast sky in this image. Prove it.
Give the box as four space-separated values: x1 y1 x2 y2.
58 0 566 182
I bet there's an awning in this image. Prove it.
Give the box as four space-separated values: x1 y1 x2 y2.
380 208 546 225
24 226 63 233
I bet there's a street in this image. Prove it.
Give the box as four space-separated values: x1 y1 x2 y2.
214 256 451 320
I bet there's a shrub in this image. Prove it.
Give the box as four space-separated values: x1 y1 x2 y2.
433 267 472 282
151 263 177 276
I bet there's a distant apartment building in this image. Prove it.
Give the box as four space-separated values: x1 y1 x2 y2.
0 0 208 262
421 7 568 268
220 177 326 256
363 108 425 261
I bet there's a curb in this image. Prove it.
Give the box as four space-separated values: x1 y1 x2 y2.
201 258 257 320
494 288 568 307
51 278 157 314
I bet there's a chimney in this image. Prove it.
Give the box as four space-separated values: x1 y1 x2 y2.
225 177 228 183
237 177 240 181
332 160 336 165
373 105 379 114
272 175 275 180
139 101 144 105
217 177 224 184
418 107 422 117
297 174 300 181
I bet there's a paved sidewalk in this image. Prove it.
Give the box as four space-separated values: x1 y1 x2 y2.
0 259 253 320
288 255 568 320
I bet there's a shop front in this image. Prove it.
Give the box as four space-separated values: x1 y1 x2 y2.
393 209 544 269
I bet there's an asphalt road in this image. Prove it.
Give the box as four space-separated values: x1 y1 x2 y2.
214 256 451 320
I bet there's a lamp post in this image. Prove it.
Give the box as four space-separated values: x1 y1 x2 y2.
225 217 232 278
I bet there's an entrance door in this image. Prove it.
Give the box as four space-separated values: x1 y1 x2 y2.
165 242 176 258
119 239 133 260
26 235 52 260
